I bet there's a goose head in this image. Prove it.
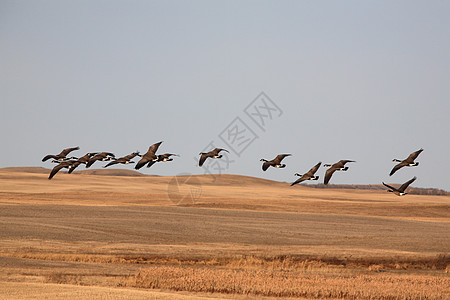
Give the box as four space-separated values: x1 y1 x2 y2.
294 173 302 177
260 159 268 162
323 164 332 168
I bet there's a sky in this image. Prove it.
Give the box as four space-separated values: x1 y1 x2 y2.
1 1 449 190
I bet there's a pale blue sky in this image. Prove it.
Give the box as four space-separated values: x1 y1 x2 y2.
1 1 449 190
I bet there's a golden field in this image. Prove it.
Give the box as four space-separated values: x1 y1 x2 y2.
0 167 448 299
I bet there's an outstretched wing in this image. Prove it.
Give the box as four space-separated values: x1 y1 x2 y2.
275 154 291 162
48 164 65 180
103 160 120 168
146 160 157 168
59 147 80 157
199 154 208 167
217 148 229 154
262 161 271 171
324 167 337 185
382 182 397 192
389 161 407 176
147 142 163 155
42 155 57 162
407 149 423 162
135 157 149 170
307 162 321 176
399 176 417 192
291 176 307 186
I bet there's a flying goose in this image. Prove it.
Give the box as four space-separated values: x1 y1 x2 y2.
48 160 78 180
199 148 229 167
135 141 163 170
390 149 423 176
323 160 355 184
260 154 291 171
382 176 417 196
104 152 141 168
291 162 321 186
85 152 115 168
65 152 98 173
146 153 179 168
42 146 80 162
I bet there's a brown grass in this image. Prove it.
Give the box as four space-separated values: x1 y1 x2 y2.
128 264 449 299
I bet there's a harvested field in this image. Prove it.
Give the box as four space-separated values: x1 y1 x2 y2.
0 168 448 299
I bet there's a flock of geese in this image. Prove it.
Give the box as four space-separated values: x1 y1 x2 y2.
42 142 423 196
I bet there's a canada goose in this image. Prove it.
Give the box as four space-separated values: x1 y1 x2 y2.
48 160 78 180
390 149 423 176
199 148 229 167
42 146 80 162
85 152 115 168
323 160 355 184
260 154 291 171
135 141 163 170
146 153 179 168
291 162 321 186
67 153 98 173
104 152 141 168
382 176 417 196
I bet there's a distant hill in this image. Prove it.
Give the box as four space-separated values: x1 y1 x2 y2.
0 167 49 174
0 167 447 195
303 183 449 196
74 169 149 177
0 167 148 177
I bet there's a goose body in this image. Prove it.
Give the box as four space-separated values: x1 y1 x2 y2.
323 160 355 184
67 153 98 173
42 146 80 162
260 154 291 171
390 149 423 176
146 153 179 168
135 142 163 170
86 152 115 168
291 162 321 186
382 177 417 196
199 148 229 167
104 152 141 168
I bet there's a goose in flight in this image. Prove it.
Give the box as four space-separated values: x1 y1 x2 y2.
66 152 98 173
323 160 355 184
390 149 423 176
48 160 77 180
104 152 141 168
135 142 163 170
42 146 80 162
146 153 179 168
382 176 417 196
291 162 321 186
85 152 115 168
260 154 291 171
199 148 229 167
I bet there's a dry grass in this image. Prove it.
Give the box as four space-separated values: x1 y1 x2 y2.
5 251 448 298
3 252 448 271
128 264 449 299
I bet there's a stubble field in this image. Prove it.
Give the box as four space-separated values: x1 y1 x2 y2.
0 167 448 299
